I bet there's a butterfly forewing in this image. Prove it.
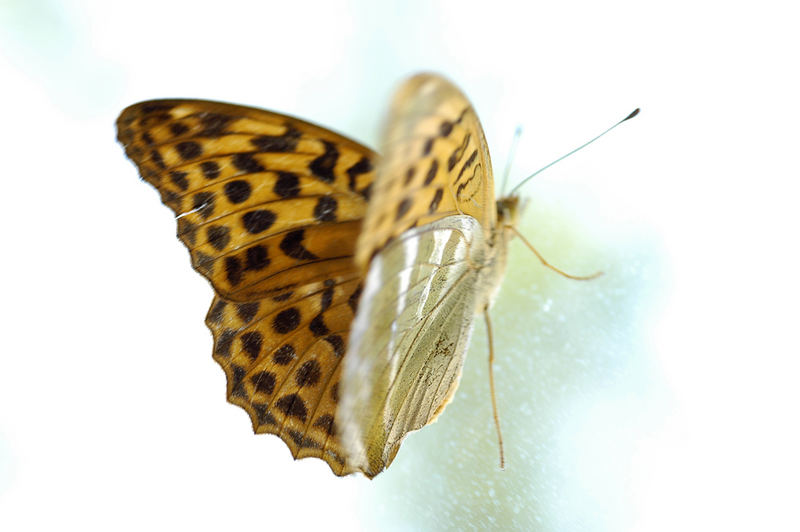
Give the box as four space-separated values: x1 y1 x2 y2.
117 100 375 301
117 99 377 476
355 73 497 270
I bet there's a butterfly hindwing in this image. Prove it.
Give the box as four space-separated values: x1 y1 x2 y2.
342 215 490 477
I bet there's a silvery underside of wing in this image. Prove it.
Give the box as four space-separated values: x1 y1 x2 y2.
339 214 488 478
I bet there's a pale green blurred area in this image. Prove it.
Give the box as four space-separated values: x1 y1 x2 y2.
2 0 799 531
0 0 123 115
359 182 665 531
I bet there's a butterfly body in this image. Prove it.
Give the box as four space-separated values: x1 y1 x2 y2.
118 73 516 478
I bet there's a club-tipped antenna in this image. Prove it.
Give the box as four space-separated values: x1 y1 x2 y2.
507 108 639 197
500 126 523 197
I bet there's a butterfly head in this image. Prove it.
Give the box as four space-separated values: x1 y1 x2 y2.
496 195 526 232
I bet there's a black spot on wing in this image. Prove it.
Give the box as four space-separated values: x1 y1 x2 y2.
320 285 334 311
224 180 251 203
404 166 416 186
279 230 318 260
251 371 276 395
313 196 337 222
215 329 235 357
225 256 243 285
454 150 478 184
232 153 265 173
140 102 176 115
240 331 263 359
150 149 165 169
192 191 215 219
309 315 329 336
230 364 247 398
250 126 301 152
208 300 227 324
236 302 260 323
346 156 372 192
429 188 444 213
439 120 453 136
309 141 338 183
424 159 439 185
169 122 189 137
323 335 345 357
273 344 296 365
253 403 277 425
313 414 336 436
274 171 300 198
396 198 412 221
169 170 189 190
295 360 321 387
206 225 231 251
194 251 214 275
201 161 220 180
275 393 307 422
422 138 434 156
198 112 232 137
177 218 198 246
245 245 270 270
348 283 362 313
273 308 301 334
242 209 276 234
176 141 202 160
447 133 470 171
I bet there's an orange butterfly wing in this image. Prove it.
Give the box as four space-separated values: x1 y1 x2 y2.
117 100 375 475
355 73 497 269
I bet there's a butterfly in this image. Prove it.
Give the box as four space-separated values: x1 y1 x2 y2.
117 73 521 478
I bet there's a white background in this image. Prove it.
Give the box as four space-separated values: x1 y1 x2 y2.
1 0 798 530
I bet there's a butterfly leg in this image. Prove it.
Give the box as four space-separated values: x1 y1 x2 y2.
484 309 505 470
508 226 603 281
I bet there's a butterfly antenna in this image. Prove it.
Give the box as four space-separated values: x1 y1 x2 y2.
484 310 505 470
500 126 523 197
507 108 639 197
509 225 603 280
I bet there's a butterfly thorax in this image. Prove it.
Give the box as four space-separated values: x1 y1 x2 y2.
474 195 520 314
